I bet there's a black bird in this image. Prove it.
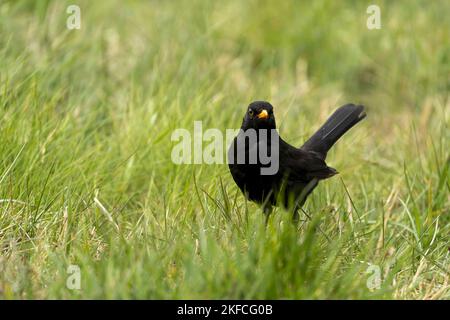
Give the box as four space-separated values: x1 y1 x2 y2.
228 101 366 221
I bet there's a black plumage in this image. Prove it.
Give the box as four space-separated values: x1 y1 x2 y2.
228 101 366 221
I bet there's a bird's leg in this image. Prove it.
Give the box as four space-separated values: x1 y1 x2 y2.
261 191 274 226
292 179 318 224
263 204 273 226
292 207 300 225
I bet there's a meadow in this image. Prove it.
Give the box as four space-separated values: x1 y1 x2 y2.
0 0 448 299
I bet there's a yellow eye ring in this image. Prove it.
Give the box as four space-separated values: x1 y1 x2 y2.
248 109 254 117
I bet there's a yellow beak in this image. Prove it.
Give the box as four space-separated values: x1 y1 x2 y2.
257 109 269 119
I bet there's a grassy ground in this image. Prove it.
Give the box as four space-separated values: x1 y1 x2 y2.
0 0 449 299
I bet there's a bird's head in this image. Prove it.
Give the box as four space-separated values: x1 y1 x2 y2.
241 101 276 130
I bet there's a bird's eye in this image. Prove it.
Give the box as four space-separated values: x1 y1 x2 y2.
248 110 254 117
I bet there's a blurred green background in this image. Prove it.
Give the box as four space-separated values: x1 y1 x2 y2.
0 0 448 299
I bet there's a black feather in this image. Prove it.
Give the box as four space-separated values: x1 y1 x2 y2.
228 101 366 216
301 104 366 159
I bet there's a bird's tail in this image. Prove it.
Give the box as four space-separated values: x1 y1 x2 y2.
301 104 366 159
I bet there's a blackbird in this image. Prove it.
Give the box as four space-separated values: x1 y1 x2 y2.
228 101 366 221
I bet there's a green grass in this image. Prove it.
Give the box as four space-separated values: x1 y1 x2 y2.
0 0 449 299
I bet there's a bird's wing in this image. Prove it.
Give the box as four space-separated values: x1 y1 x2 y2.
281 142 337 181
